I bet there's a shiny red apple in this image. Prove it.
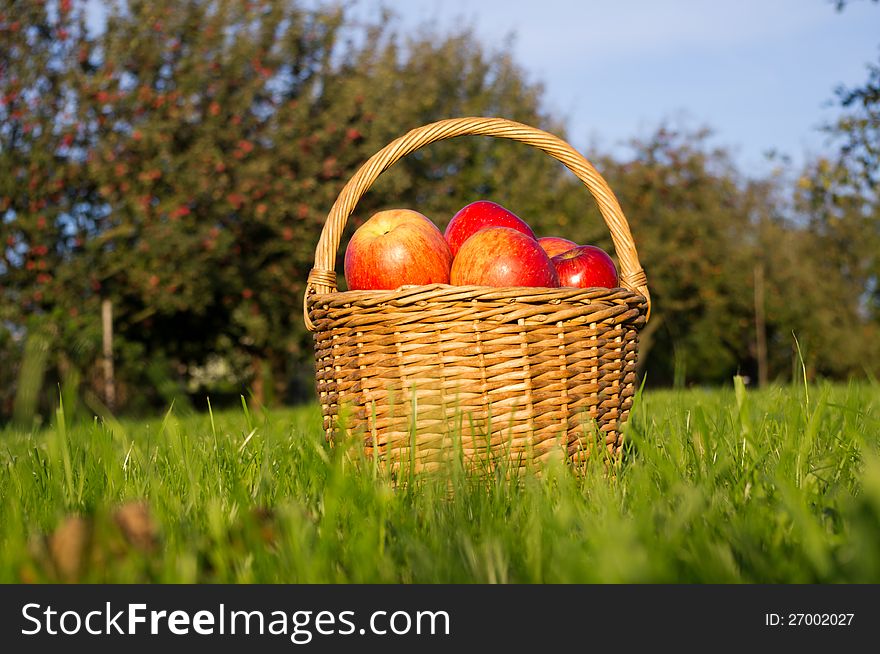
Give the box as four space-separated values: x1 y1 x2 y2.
538 236 578 258
551 245 619 289
444 201 536 257
450 227 560 287
344 209 452 290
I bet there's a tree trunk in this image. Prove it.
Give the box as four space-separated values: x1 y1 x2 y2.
635 313 664 381
754 263 768 387
251 354 265 407
102 298 116 410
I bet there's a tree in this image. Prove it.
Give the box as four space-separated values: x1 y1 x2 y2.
592 127 758 385
0 0 573 417
1 0 104 419
831 59 880 191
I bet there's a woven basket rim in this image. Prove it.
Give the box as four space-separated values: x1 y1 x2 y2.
307 282 647 307
307 284 648 332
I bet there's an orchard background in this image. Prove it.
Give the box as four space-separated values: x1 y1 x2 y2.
1 0 880 424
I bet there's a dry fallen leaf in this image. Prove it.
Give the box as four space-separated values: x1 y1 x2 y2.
113 501 158 552
48 516 92 582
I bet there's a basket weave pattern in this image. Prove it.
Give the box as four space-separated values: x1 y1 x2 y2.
305 118 650 470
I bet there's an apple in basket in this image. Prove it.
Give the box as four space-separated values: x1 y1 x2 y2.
444 200 536 257
344 209 453 290
450 226 560 287
537 236 578 258
551 245 619 289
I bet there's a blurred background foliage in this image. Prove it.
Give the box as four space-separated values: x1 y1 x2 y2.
1 0 879 421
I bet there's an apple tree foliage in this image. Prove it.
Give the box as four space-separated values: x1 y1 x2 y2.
0 0 575 415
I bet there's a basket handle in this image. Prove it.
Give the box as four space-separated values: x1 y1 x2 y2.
304 116 650 330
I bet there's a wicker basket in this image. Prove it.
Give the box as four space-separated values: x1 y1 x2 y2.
304 117 651 471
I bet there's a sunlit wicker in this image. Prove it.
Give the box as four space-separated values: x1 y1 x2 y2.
304 117 651 471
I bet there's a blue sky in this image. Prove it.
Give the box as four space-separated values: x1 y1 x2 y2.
85 0 878 175
371 0 879 175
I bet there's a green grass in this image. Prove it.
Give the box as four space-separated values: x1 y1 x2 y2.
2 380 879 583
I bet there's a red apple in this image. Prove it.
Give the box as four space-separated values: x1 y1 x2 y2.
444 200 536 257
551 245 619 289
538 236 578 258
344 209 452 290
450 227 560 287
